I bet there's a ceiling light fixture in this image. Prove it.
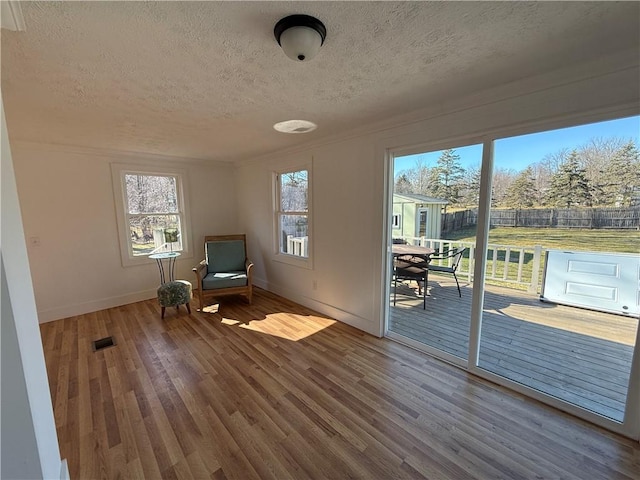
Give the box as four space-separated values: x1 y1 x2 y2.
273 120 317 134
274 14 326 62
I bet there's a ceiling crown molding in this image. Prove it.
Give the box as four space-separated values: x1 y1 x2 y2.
1 1 26 31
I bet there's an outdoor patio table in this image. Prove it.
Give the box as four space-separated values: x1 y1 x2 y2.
392 245 435 309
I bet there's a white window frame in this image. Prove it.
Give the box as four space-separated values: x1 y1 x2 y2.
273 163 313 269
111 163 192 267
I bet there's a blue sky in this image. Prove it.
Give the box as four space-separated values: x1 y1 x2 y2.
394 115 640 176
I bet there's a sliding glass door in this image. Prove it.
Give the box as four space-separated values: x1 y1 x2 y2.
386 115 640 437
387 144 481 362
476 118 639 423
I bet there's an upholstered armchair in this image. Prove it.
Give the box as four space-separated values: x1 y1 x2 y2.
192 234 253 310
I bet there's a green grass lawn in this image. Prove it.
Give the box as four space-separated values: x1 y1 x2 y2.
445 226 640 254
436 227 639 291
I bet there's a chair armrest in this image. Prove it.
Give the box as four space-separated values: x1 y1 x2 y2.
192 260 206 285
246 259 254 282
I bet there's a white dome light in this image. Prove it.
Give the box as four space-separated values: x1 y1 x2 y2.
274 15 327 62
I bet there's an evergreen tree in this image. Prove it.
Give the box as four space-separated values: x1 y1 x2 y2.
394 173 413 194
545 151 592 208
427 149 465 212
504 166 537 208
600 141 640 207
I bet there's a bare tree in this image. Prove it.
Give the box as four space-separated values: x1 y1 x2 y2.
491 168 517 207
394 158 431 195
578 136 627 189
460 165 481 207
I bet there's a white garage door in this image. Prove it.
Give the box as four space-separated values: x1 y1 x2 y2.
541 250 640 317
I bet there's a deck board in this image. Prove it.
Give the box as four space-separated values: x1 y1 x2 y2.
389 275 638 422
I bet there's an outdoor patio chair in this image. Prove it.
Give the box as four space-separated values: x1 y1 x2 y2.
393 253 430 309
426 247 467 297
192 234 253 311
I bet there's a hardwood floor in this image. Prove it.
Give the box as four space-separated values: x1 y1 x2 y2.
40 288 639 479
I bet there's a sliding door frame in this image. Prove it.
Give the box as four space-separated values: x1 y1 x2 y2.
382 107 640 440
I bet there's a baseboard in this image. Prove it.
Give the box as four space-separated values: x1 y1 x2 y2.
252 277 380 337
37 289 158 323
60 459 70 480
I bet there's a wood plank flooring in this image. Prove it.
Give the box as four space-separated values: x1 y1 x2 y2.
41 288 639 479
390 275 638 421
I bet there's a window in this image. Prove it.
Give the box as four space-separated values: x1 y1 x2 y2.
275 168 311 262
392 214 401 229
112 164 191 266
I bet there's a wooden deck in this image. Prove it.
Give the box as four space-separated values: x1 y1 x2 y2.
389 275 638 422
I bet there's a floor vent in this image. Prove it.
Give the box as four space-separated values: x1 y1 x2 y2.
92 336 116 351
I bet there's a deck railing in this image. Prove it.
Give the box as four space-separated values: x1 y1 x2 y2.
395 236 544 293
285 235 309 257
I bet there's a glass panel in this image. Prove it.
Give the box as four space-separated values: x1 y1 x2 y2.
129 214 182 256
280 170 308 212
478 116 640 422
125 174 178 214
279 214 308 257
389 144 482 360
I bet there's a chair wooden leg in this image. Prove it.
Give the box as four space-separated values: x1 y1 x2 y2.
186 302 191 314
198 290 204 311
161 306 166 319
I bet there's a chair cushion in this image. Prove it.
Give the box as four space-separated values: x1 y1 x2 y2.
206 240 246 273
202 271 248 290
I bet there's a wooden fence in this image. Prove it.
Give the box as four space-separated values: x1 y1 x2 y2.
441 209 477 232
442 207 640 232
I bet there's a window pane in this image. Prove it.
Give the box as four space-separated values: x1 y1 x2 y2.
389 144 481 360
130 214 182 256
125 174 178 214
280 170 308 212
279 214 308 257
478 115 640 422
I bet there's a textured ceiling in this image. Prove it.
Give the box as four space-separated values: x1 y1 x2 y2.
1 1 639 163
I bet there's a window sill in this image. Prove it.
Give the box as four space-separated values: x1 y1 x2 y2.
272 252 313 270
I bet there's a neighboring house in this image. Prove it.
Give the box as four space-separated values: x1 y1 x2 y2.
392 193 448 240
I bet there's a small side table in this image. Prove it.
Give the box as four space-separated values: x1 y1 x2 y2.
149 252 181 284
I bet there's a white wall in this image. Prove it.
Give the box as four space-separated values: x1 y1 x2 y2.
9 51 640 333
11 143 239 322
236 51 640 337
1 97 66 479
237 140 383 334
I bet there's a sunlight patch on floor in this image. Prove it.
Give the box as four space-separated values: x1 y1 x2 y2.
202 303 220 314
223 313 336 341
